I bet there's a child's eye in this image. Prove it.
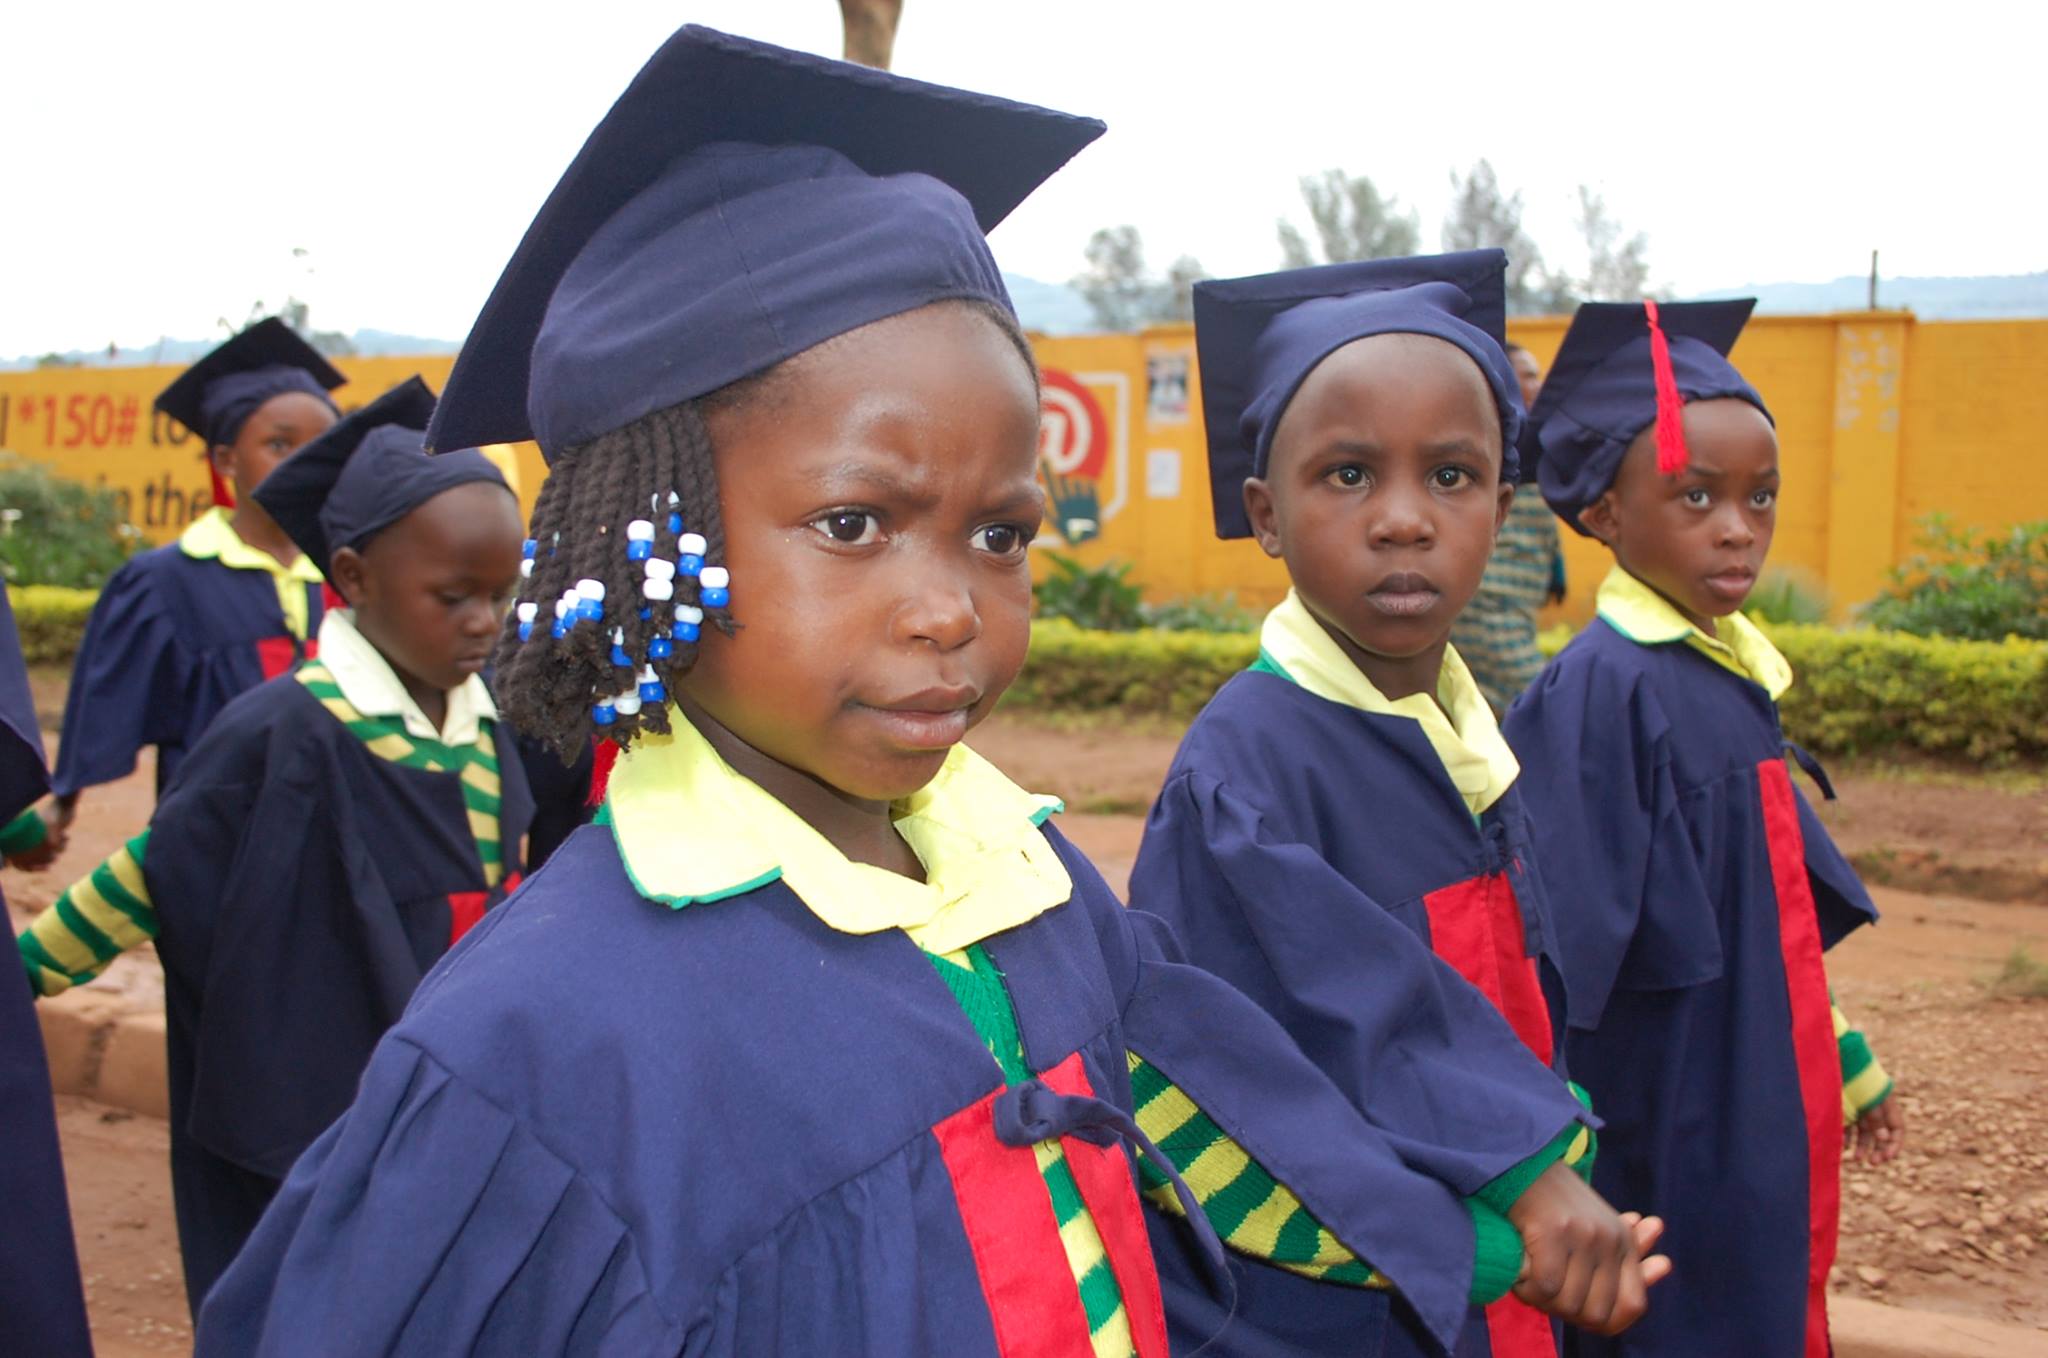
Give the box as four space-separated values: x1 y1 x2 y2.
810 510 882 546
1431 466 1472 489
1682 488 1711 508
971 523 1034 557
1325 465 1368 489
1751 488 1778 509
438 592 470 608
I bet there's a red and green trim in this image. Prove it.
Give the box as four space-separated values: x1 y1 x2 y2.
1757 758 1841 1358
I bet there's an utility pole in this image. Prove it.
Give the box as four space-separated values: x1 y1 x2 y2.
1868 249 1879 310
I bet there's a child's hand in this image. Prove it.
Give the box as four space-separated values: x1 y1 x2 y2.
1507 1162 1661 1335
1846 1094 1906 1165
4 839 60 873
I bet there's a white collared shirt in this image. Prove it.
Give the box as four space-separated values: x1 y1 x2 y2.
315 608 497 747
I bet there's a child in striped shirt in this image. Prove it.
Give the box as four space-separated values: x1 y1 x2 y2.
15 378 534 1313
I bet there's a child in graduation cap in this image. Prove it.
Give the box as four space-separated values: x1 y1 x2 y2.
16 377 534 1312
1128 251 1662 1358
1500 300 1903 1358
201 29 1589 1358
43 320 342 849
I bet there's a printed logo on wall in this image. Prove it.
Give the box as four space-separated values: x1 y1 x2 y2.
1037 367 1129 547
1146 351 1190 425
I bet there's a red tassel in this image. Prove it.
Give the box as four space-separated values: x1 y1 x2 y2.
1642 298 1690 476
587 738 620 808
320 583 348 614
208 462 236 510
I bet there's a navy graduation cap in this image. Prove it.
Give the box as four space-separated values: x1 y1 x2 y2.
428 24 1105 457
1192 249 1523 540
156 317 345 507
255 377 507 581
1528 298 1767 534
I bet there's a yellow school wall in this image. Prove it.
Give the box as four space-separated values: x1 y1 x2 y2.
1027 313 2048 626
3 314 2042 625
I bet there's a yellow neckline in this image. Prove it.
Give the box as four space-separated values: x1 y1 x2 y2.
1594 566 1793 700
605 716 1072 954
1258 589 1520 816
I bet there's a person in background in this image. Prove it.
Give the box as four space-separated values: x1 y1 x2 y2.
43 319 340 844
17 380 533 1312
1450 341 1565 713
0 575 94 1358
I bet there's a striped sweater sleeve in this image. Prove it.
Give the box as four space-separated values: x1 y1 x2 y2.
1127 1052 1526 1305
17 830 153 997
1834 1000 1894 1122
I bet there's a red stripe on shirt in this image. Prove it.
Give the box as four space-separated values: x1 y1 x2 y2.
1757 758 1841 1358
1040 1052 1170 1358
933 1080 1095 1358
1425 872 1559 1358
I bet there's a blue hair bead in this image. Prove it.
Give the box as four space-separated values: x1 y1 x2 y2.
638 606 653 621
551 617 570 639
667 512 684 535
637 666 665 704
678 554 703 577
700 587 729 609
675 620 700 642
627 539 652 562
518 621 534 642
521 538 538 560
648 634 674 659
609 644 632 666
592 700 617 727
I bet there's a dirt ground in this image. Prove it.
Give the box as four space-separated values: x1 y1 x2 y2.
14 699 2048 1350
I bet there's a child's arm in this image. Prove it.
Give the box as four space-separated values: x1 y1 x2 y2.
0 805 60 871
16 831 154 996
1836 997 1904 1164
1130 769 1595 1195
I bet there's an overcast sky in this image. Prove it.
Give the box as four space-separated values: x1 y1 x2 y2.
5 0 2039 355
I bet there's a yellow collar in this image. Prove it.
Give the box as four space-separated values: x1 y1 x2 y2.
1594 566 1793 700
605 717 1072 954
1258 589 1520 816
316 609 498 747
178 507 323 584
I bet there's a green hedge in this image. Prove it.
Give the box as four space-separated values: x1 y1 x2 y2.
11 585 99 665
1011 617 2048 764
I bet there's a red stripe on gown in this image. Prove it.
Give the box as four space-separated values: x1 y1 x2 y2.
255 635 302 680
1424 873 1558 1357
932 1074 1096 1358
1040 1052 1170 1358
1756 758 1841 1358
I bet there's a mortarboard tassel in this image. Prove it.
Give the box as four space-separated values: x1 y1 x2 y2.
209 462 236 510
1642 298 1690 476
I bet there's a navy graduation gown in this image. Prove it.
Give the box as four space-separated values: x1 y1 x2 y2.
53 543 323 798
199 821 1491 1358
1130 670 1589 1358
1503 619 1877 1358
0 579 96 1357
142 676 533 1312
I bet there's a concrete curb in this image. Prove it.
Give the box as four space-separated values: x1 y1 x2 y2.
33 996 2047 1355
1832 1296 2047 1357
37 988 169 1121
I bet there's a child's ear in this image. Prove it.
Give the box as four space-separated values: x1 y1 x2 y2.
1494 480 1515 539
1578 490 1622 546
328 546 369 610
208 444 235 479
1243 478 1284 560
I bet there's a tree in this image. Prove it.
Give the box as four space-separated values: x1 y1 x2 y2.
1276 170 1421 267
1071 226 1207 330
1441 159 1546 313
1574 186 1653 302
839 0 903 69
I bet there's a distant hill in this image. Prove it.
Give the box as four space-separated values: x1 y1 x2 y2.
1691 271 2048 320
8 270 2037 369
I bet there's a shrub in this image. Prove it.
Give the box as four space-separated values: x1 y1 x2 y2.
1034 554 1260 633
1033 555 1146 631
1860 515 2048 642
0 454 142 589
1744 568 1831 626
1009 617 2048 763
11 585 100 664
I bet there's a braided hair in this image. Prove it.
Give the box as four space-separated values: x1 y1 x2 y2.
495 299 1038 764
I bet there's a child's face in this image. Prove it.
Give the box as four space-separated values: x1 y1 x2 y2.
1580 399 1779 627
211 392 337 506
1244 333 1511 685
683 304 1044 802
336 482 526 693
